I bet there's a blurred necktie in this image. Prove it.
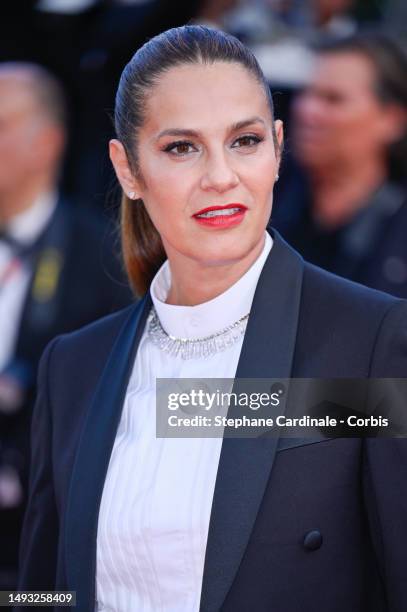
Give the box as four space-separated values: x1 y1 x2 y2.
0 229 23 255
0 229 41 261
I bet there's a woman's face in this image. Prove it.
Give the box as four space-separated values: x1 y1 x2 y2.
112 61 282 269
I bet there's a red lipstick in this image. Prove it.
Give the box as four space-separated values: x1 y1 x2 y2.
193 203 247 229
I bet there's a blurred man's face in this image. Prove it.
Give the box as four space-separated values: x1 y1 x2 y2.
292 52 394 172
0 77 45 194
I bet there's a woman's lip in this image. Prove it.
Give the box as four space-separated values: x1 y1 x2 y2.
193 208 247 229
193 203 247 216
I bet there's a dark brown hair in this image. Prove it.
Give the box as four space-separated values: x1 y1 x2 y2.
114 24 276 296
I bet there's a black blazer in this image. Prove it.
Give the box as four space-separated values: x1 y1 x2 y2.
18 230 407 612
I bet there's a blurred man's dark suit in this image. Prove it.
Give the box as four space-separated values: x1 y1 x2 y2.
0 196 133 590
273 175 407 298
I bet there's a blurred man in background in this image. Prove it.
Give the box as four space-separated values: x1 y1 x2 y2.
273 33 407 297
0 63 132 590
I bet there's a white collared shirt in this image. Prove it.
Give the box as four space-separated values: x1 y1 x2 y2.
0 192 57 371
96 232 272 612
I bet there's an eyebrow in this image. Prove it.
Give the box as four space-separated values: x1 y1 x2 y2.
155 116 266 140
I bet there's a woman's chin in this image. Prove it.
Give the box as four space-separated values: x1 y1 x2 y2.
190 238 264 269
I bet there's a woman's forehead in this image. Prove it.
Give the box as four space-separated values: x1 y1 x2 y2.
143 62 270 134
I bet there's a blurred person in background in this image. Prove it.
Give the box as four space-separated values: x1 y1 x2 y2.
273 32 407 297
0 62 132 592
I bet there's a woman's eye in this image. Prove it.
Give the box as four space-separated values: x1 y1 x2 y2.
232 135 263 148
163 141 196 156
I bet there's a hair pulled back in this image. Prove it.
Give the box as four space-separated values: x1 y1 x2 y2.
114 25 275 295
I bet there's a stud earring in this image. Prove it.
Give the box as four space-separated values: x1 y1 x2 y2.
128 191 137 200
275 174 279 182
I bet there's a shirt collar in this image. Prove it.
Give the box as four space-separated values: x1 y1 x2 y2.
150 231 272 339
6 191 58 246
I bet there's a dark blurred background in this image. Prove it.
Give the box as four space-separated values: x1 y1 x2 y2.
0 0 405 599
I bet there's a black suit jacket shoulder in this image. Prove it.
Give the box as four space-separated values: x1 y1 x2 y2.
18 232 407 612
293 261 407 377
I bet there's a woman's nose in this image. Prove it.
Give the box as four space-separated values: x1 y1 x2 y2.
200 153 239 193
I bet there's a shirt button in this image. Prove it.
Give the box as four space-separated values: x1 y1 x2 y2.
270 382 285 397
303 529 323 551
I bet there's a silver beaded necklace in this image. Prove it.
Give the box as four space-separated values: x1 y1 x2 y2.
147 307 249 360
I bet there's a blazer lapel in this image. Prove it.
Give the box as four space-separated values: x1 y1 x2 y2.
64 294 152 612
200 230 304 612
64 229 304 612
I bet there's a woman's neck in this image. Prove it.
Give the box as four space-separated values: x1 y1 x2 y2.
310 158 387 228
165 235 266 306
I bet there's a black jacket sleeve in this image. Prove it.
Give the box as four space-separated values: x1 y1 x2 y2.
364 300 407 612
17 338 61 592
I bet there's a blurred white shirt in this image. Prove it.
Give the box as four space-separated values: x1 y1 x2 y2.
0 193 56 371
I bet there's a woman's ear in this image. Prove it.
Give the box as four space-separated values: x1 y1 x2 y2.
274 119 284 158
109 139 140 199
